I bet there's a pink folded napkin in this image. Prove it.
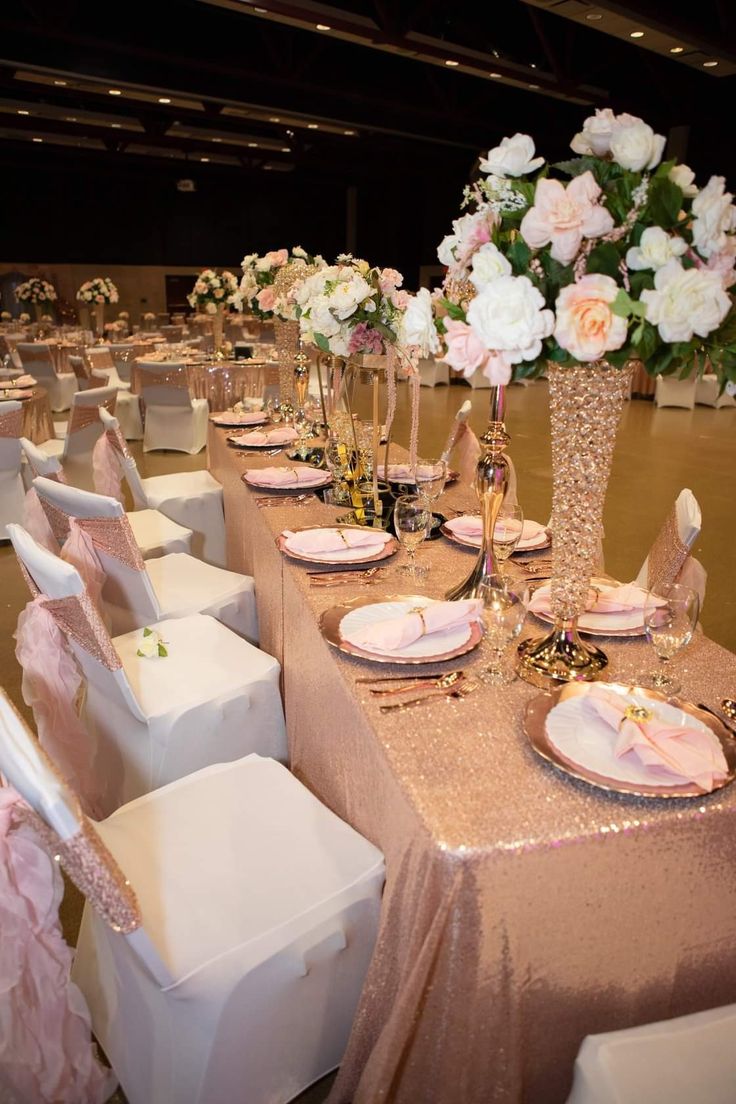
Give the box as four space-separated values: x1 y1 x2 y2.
212 410 264 424
343 599 483 653
447 516 545 543
530 581 656 618
386 463 438 482
585 686 728 791
284 527 391 554
240 426 297 445
0 374 35 388
247 466 326 487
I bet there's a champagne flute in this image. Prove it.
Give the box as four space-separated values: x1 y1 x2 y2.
642 582 699 696
394 494 431 580
492 503 524 575
414 458 448 510
477 575 530 685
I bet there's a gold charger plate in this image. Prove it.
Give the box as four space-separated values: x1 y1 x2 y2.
440 521 552 554
524 682 736 799
320 594 484 665
277 525 399 565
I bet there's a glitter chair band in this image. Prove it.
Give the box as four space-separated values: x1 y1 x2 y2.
647 505 691 591
132 365 191 396
67 398 116 435
37 496 145 573
0 406 23 438
104 423 134 463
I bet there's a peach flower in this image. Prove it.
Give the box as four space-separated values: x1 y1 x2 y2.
440 320 512 385
554 275 628 363
520 171 614 265
256 286 277 311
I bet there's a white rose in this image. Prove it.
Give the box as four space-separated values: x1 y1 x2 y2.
242 253 258 268
479 133 543 178
437 232 459 268
329 274 372 319
669 164 697 198
255 256 273 272
470 242 512 291
626 226 688 271
691 176 736 259
205 302 217 315
609 114 666 172
401 288 440 356
329 332 350 357
308 295 342 338
466 274 554 363
641 260 730 343
570 108 616 157
214 288 224 299
292 245 307 258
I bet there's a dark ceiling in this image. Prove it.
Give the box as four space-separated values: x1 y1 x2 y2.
1 0 734 279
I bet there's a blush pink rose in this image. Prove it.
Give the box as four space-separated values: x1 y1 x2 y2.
256 286 277 311
440 320 512 385
265 249 289 268
520 171 614 264
554 275 628 362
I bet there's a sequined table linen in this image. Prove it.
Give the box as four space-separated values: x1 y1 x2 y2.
207 423 736 1104
133 358 278 411
18 385 56 445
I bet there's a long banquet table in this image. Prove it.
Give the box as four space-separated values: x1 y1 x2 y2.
208 422 736 1104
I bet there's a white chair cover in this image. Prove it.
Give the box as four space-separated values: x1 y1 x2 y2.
34 385 118 491
98 406 226 566
634 488 706 604
88 350 143 441
33 476 258 641
73 754 384 1104
8 524 285 814
16 343 78 412
695 375 736 409
137 361 208 454
566 1003 736 1104
655 375 697 409
417 357 450 387
0 401 25 538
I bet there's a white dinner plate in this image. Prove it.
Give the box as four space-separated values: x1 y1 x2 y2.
278 526 396 564
227 429 297 448
530 578 645 635
210 412 268 427
443 516 550 552
340 597 472 658
244 468 331 491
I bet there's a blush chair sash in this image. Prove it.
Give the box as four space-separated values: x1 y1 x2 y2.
91 435 124 504
22 488 58 552
67 399 116 435
38 498 145 572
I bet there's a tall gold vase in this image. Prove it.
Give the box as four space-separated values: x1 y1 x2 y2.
274 318 299 403
93 302 105 338
446 384 510 600
212 304 225 358
517 361 633 687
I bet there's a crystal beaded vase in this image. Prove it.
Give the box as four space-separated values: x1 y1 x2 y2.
517 361 633 687
212 304 225 357
274 318 299 403
93 303 105 338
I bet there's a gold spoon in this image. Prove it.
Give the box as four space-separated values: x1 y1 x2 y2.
370 671 465 697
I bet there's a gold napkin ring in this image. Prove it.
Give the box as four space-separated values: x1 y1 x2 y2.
410 606 428 636
623 704 654 723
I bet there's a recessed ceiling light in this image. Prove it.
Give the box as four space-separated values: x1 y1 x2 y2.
158 97 171 104
585 11 603 20
111 123 121 128
269 116 281 122
263 164 272 170
529 83 540 90
630 30 644 38
254 6 267 11
212 137 222 142
490 72 502 79
530 63 537 69
670 45 684 53
17 109 30 115
307 123 318 129
32 137 43 143
201 157 209 162
65 116 77 122
247 141 258 147
703 59 719 67
281 146 290 152
445 60 459 67
108 88 122 95
344 129 356 135
316 23 331 31
53 79 67 86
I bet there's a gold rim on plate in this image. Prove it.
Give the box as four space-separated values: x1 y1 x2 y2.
243 471 332 493
530 577 645 638
277 525 399 565
319 594 484 665
440 521 552 554
523 681 736 798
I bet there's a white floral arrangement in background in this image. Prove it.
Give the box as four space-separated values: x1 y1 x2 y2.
239 246 326 320
76 277 119 305
1 311 12 321
428 112 736 388
293 256 408 356
19 313 30 324
15 277 57 304
187 269 240 314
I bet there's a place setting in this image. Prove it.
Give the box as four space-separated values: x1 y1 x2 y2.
276 524 399 568
242 464 333 493
226 424 298 450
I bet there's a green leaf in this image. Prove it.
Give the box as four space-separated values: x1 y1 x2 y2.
158 644 168 658
143 627 152 637
611 288 635 318
437 297 466 321
552 156 598 178
507 237 531 275
313 332 330 353
136 649 145 657
633 320 659 362
653 158 676 180
647 178 683 229
586 242 621 280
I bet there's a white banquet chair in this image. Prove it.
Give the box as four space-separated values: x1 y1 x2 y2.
35 384 117 491
87 347 144 441
99 405 227 566
566 1003 736 1104
695 374 736 408
136 360 208 454
8 525 285 813
634 488 706 603
417 357 450 387
0 400 25 538
0 692 384 1104
108 342 135 382
654 374 697 409
33 475 258 640
16 342 77 411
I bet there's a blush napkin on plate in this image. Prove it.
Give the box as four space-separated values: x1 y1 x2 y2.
212 410 264 425
386 463 441 482
529 581 656 618
447 516 546 544
585 685 728 791
284 528 392 555
237 426 298 445
342 598 483 653
246 467 326 487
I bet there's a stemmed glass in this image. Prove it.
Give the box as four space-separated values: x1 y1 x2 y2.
642 582 699 696
478 575 530 685
492 503 524 575
394 494 431 580
414 458 448 511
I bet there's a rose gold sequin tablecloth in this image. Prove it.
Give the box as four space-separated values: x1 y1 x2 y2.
16 385 55 445
631 362 656 398
133 359 278 411
209 421 736 1104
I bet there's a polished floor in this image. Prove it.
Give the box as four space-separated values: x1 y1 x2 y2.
1 378 734 1103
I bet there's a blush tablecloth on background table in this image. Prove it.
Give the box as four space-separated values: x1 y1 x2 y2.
16 385 56 445
208 422 736 1104
133 358 278 411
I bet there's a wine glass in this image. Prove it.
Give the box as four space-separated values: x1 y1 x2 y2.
492 503 524 575
642 582 699 696
394 494 431 580
414 458 448 514
478 575 529 685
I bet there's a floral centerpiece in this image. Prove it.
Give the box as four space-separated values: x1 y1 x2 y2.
77 277 119 336
15 277 57 322
239 246 325 321
187 269 240 352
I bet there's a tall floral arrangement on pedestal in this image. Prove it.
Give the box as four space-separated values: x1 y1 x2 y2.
76 277 119 306
239 247 326 321
15 278 57 306
186 269 240 314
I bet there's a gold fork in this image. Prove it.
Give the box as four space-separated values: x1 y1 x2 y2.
370 671 465 697
379 679 479 713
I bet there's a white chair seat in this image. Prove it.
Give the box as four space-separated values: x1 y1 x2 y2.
126 508 192 559
73 754 384 1104
36 436 65 460
654 376 697 409
566 1003 736 1104
695 374 736 408
140 470 225 566
140 552 257 641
